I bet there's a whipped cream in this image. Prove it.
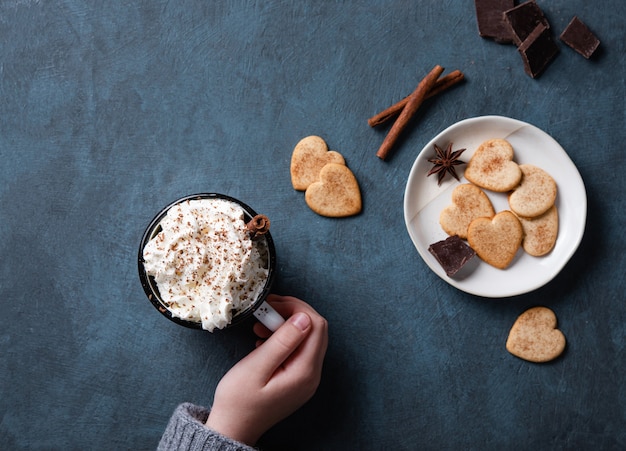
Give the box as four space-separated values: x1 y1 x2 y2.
143 198 269 332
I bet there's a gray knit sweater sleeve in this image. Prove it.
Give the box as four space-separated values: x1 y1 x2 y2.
157 403 257 451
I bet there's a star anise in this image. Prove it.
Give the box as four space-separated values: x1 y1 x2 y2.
427 142 466 185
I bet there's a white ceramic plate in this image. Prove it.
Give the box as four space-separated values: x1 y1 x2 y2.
404 116 586 298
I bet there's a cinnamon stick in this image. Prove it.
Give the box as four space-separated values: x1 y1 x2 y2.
246 214 270 239
368 69 464 128
376 65 445 160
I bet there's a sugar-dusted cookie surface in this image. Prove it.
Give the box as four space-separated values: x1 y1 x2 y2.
440 183 495 239
517 204 559 256
467 210 523 269
506 306 566 363
508 164 557 218
290 135 345 191
305 163 362 217
464 138 522 192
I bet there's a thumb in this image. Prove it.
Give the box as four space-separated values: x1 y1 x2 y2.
252 312 312 379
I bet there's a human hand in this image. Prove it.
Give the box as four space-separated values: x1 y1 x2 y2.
205 294 328 445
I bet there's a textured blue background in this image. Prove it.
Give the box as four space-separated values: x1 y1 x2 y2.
1 1 624 449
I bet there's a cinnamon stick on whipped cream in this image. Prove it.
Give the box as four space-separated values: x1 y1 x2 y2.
375 65 445 160
246 214 270 239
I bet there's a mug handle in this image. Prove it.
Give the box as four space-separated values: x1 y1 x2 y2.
253 300 285 332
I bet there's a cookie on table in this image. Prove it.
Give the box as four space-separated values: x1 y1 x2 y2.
305 163 362 218
506 306 566 363
290 135 345 191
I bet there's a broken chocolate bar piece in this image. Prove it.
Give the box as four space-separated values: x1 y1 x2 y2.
428 235 476 277
518 23 559 78
474 0 515 44
560 16 600 59
503 0 550 46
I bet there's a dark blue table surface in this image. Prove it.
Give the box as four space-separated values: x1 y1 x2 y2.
1 1 624 449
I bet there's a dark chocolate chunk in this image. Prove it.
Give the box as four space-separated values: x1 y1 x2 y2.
428 235 476 277
560 16 600 59
518 24 559 78
474 0 515 44
503 0 550 46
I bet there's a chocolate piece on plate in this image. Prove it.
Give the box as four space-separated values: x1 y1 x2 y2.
428 235 476 277
560 16 600 59
518 24 559 78
474 0 515 43
503 0 550 46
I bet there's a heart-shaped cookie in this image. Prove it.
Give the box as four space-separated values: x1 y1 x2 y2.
517 204 559 256
506 306 566 363
290 135 345 191
467 210 523 269
508 164 557 218
440 183 495 239
464 139 522 192
305 163 361 217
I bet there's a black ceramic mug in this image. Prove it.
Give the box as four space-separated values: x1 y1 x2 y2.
138 193 284 331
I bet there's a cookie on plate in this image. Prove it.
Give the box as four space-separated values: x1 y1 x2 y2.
517 204 559 256
464 138 522 192
508 164 557 218
467 210 523 269
440 183 495 239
